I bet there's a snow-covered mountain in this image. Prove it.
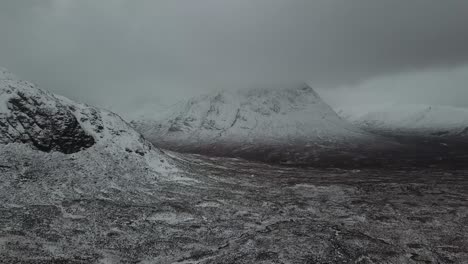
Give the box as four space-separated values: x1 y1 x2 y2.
0 67 177 177
340 104 468 137
132 85 389 164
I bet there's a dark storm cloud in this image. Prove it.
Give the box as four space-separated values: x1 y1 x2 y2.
1 0 468 116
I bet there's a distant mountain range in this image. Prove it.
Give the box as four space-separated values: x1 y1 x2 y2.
2 66 467 168
338 104 468 138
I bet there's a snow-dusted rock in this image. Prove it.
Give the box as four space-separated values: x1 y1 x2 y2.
0 68 95 153
132 85 385 163
0 67 177 174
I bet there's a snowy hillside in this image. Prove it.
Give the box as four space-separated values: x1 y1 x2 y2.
132 85 388 164
340 104 468 137
0 67 177 175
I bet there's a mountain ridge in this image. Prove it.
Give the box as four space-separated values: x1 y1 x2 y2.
0 67 177 174
132 85 392 165
339 103 468 137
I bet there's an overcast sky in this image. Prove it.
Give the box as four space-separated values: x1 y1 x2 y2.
1 0 468 117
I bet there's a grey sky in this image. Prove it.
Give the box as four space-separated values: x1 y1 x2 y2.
318 65 468 111
1 0 468 117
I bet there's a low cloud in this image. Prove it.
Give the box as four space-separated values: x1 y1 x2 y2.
1 1 468 117
319 65 468 112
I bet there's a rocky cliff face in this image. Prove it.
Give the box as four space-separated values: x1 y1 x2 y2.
0 69 95 153
0 67 177 172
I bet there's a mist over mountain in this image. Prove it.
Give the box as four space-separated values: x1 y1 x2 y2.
132 84 402 166
2 1 468 262
2 1 468 115
339 103 468 137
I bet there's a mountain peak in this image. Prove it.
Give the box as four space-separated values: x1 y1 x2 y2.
0 68 146 155
132 84 377 164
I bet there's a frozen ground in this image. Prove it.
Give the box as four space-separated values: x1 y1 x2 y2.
0 150 467 263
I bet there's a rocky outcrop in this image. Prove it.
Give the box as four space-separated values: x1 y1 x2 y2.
0 69 95 153
0 67 177 173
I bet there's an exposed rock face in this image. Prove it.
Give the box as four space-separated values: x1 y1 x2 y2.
1 87 95 153
0 68 95 153
0 66 178 174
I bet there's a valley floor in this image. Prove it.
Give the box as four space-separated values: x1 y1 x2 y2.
1 153 467 263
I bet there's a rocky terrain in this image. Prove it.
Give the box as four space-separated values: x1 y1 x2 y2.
0 152 467 263
0 68 95 153
0 67 176 172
